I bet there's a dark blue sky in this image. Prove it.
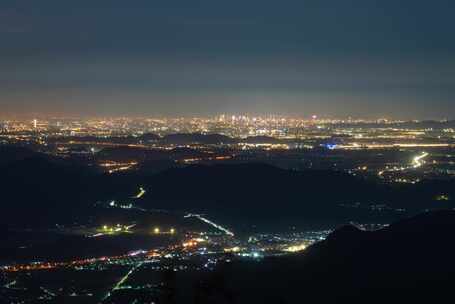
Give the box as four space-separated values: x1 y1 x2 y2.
1 0 454 118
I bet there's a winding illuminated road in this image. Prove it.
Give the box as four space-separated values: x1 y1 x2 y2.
379 151 429 177
184 213 234 236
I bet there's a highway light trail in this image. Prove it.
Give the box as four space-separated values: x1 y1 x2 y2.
3 280 17 289
40 287 57 298
113 263 142 290
378 152 430 177
412 152 429 168
134 187 146 199
184 214 234 236
101 261 144 302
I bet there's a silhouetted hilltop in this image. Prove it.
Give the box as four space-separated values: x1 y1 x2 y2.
149 162 367 202
158 133 282 145
96 146 209 162
160 133 235 145
96 146 163 162
201 210 455 304
137 133 161 142
305 209 455 268
241 136 282 144
144 163 455 216
142 163 388 225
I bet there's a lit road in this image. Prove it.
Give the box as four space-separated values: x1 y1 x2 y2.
379 151 429 177
412 152 429 168
3 280 17 289
184 213 234 236
101 261 144 302
40 287 57 298
134 187 146 199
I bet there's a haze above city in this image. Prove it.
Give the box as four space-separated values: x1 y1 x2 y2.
2 0 455 119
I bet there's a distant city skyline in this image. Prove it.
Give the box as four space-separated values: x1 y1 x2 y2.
1 112 454 122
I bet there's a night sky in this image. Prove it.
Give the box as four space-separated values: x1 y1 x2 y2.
1 0 454 119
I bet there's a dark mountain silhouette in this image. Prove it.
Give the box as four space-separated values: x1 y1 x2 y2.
137 132 161 142
47 133 161 145
158 133 284 145
199 210 455 303
96 146 165 162
241 136 282 144
146 163 377 206
96 146 209 162
139 163 408 230
160 133 235 145
1 146 454 229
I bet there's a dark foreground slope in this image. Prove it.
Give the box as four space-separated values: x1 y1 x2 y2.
201 210 455 304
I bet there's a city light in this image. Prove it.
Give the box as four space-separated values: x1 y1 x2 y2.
284 244 307 253
224 247 241 253
183 240 198 248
